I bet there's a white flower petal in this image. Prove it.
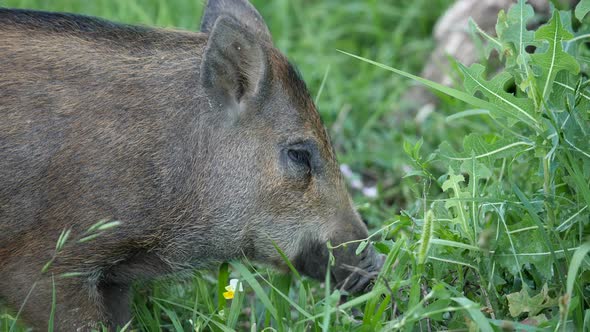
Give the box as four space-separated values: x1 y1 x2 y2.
362 186 378 198
229 278 243 292
340 164 353 178
229 278 238 289
351 178 363 189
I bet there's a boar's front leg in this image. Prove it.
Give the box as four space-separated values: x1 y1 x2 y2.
0 265 110 330
1 255 134 330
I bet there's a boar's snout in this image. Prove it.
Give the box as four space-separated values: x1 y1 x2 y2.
294 225 385 294
331 244 385 294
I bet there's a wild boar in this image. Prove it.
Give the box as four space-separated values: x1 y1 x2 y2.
0 0 384 329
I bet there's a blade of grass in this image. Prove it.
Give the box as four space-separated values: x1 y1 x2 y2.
153 302 184 332
217 262 229 311
451 297 493 332
563 241 590 325
231 263 279 324
9 281 37 332
151 297 234 332
48 275 56 332
321 253 332 332
338 50 525 125
270 239 302 280
226 285 245 329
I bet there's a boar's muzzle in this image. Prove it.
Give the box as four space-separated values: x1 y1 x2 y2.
332 244 386 294
294 238 385 294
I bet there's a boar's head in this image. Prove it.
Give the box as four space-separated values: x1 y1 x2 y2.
194 0 384 294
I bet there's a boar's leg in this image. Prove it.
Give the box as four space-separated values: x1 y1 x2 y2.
1 252 141 330
99 281 133 328
0 265 110 330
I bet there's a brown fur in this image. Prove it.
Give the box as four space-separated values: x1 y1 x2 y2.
0 1 382 330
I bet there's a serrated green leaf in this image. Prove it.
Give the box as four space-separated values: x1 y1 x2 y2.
458 63 538 128
441 168 471 238
512 183 566 284
494 214 557 280
440 133 534 162
469 18 503 58
441 171 466 194
460 159 492 183
575 0 590 21
499 0 535 54
531 11 580 101
495 0 541 103
460 157 492 237
498 0 536 71
559 10 574 34
506 284 558 317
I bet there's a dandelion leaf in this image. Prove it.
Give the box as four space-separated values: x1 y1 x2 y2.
530 11 579 101
495 216 554 280
460 158 492 195
440 133 533 163
458 63 537 128
506 284 558 317
441 168 471 236
575 0 590 21
497 0 535 67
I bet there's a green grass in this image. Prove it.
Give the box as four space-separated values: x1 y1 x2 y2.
2 0 589 331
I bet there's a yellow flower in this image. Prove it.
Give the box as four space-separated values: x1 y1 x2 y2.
222 289 234 300
222 278 243 300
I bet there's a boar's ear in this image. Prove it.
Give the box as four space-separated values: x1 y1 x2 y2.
200 0 271 43
200 16 269 117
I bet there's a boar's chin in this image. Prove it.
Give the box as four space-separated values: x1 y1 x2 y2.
292 240 384 295
292 240 329 281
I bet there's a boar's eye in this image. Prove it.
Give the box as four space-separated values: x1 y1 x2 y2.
281 140 319 180
287 149 311 170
